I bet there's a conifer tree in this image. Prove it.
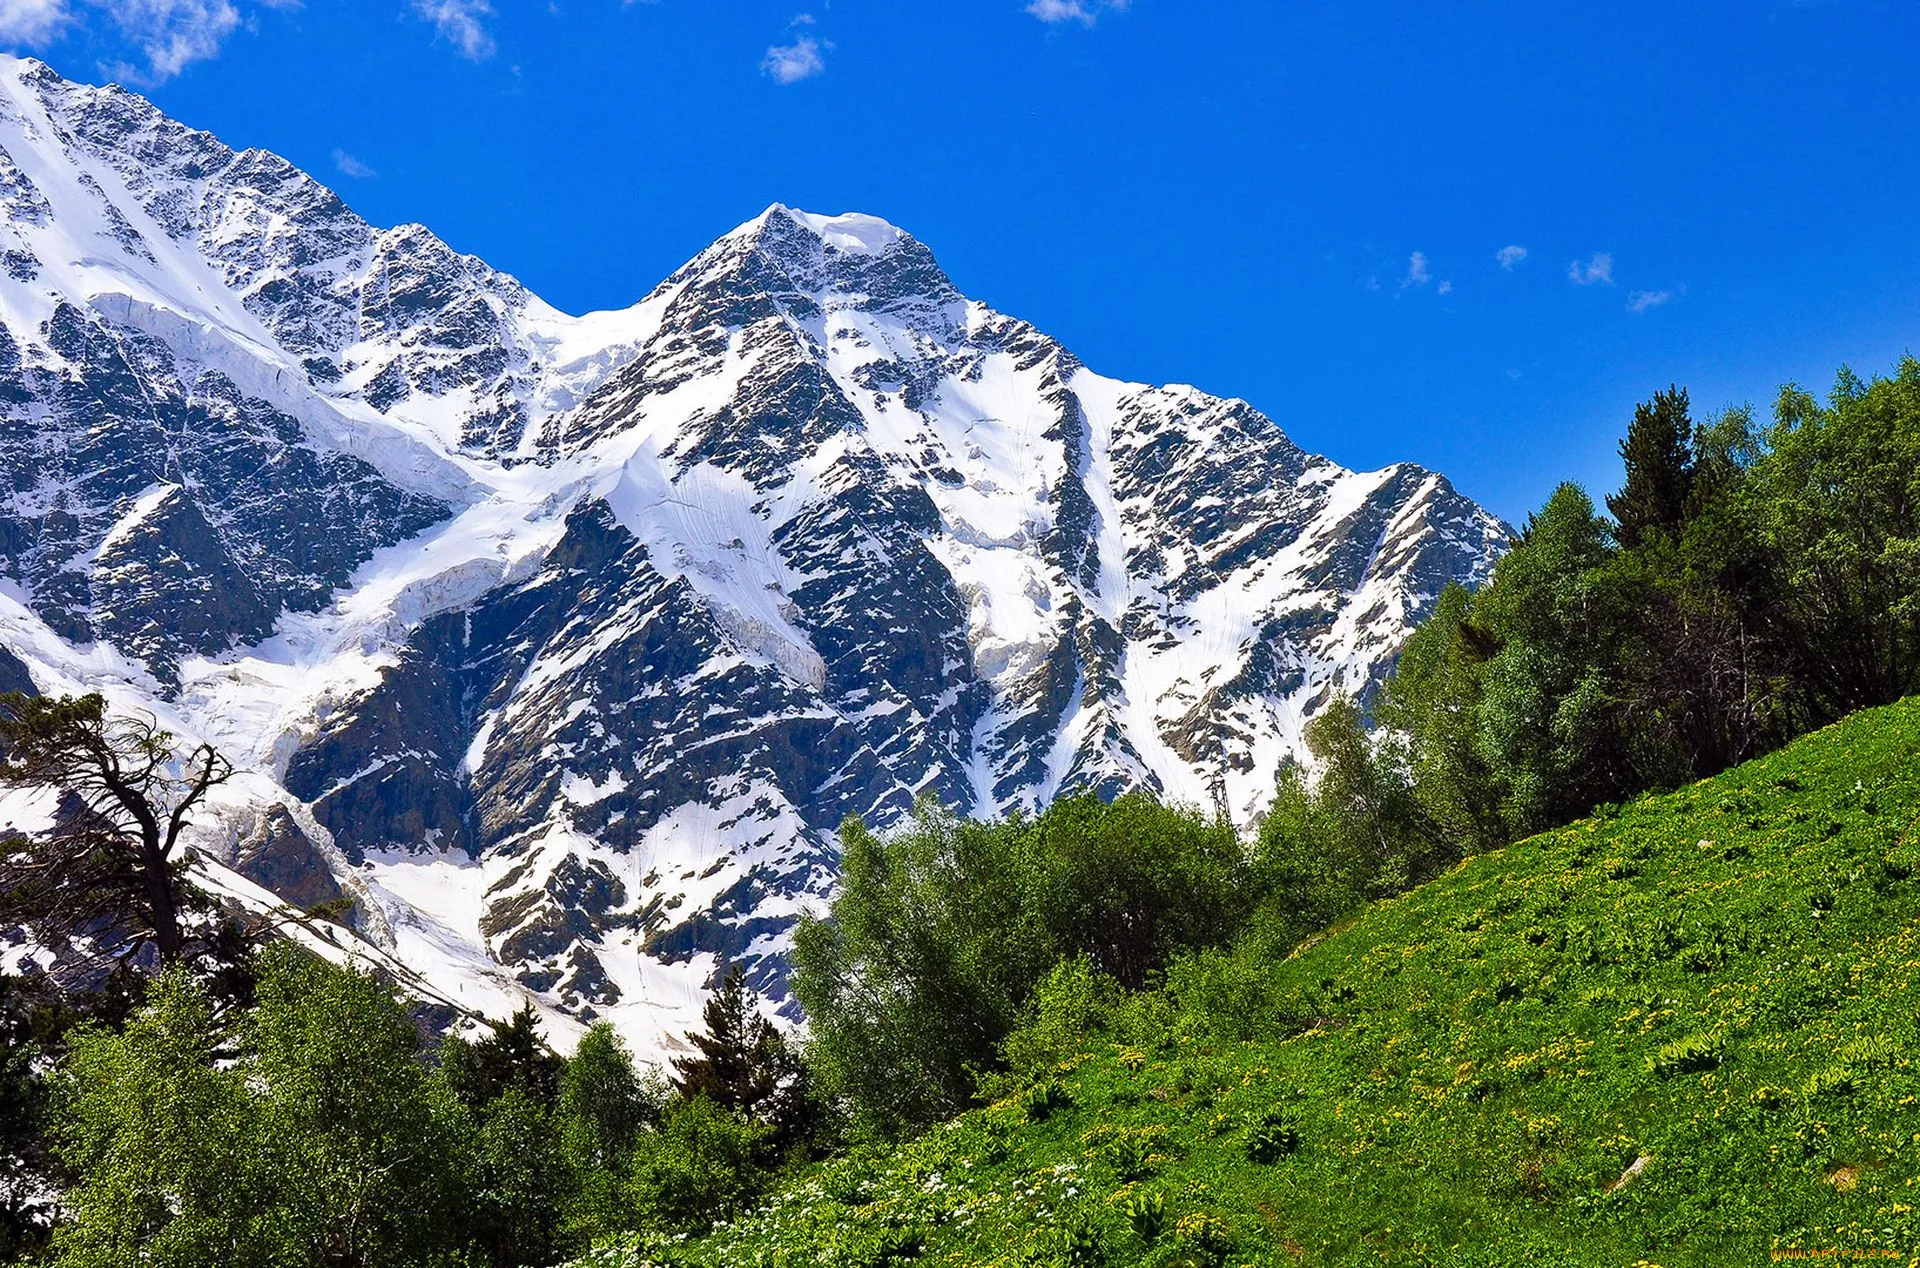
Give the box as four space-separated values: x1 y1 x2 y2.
441 1002 565 1108
672 965 813 1149
1607 385 1696 549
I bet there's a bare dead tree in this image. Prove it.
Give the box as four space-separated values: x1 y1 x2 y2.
0 692 231 964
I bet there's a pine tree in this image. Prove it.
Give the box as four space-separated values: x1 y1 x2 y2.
672 965 813 1150
1607 385 1696 550
441 1002 564 1108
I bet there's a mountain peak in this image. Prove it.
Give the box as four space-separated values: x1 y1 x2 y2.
771 205 910 256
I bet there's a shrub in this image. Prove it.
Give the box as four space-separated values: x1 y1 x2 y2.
1118 1188 1166 1242
1243 1109 1302 1163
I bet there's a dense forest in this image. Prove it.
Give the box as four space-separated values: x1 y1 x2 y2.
2 358 1918 1265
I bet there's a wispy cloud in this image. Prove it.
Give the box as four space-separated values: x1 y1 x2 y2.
121 0 242 80
1568 252 1614 286
762 16 826 84
0 0 75 45
1026 0 1128 25
1 0 486 79
0 0 256 82
413 0 494 61
1627 288 1672 313
1495 244 1527 271
1437 279 1453 296
332 148 376 179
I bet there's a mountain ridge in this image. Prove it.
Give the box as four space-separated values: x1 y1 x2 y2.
0 55 1509 1056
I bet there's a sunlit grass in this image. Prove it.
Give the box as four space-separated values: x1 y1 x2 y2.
578 697 1920 1267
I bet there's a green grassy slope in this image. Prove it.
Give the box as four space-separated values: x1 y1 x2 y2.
604 698 1920 1267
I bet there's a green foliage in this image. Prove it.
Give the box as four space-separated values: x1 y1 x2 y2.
1753 361 1920 715
33 935 802 1267
441 1001 565 1109
1608 384 1696 549
1376 359 1920 884
1250 697 1433 952
1646 1030 1723 1078
1020 793 1250 991
1043 1216 1104 1267
559 1022 660 1169
794 794 1243 1137
247 942 466 1265
555 1023 666 1244
48 968 282 1268
672 963 815 1151
793 800 1057 1137
1472 482 1633 833
1016 1079 1072 1123
597 696 1920 1268
623 1095 774 1234
995 956 1124 1090
1241 1107 1301 1162
463 1086 572 1268
1376 582 1507 853
1118 1188 1165 1241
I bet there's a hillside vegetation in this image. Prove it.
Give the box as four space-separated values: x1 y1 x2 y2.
6 363 1919 1267
600 696 1920 1267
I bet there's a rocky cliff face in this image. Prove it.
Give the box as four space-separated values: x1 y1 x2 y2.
0 56 1508 1053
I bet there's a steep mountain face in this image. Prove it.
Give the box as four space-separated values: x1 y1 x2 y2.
0 57 1508 1053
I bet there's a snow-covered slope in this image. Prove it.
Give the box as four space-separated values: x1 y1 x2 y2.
0 57 1508 1057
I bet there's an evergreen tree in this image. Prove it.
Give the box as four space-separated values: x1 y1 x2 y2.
441 1002 565 1109
672 965 813 1150
0 975 61 1262
1607 385 1696 549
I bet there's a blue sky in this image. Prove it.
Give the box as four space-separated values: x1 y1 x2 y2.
7 0 1918 521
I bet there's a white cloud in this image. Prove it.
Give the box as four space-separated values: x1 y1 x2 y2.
117 0 240 80
0 0 247 82
0 0 75 45
1436 279 1453 296
1026 0 1128 25
1568 252 1614 286
1626 289 1672 313
762 33 825 83
1400 250 1431 289
332 148 376 179
413 0 494 61
1495 244 1527 270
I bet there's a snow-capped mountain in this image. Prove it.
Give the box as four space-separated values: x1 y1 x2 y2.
0 57 1508 1055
